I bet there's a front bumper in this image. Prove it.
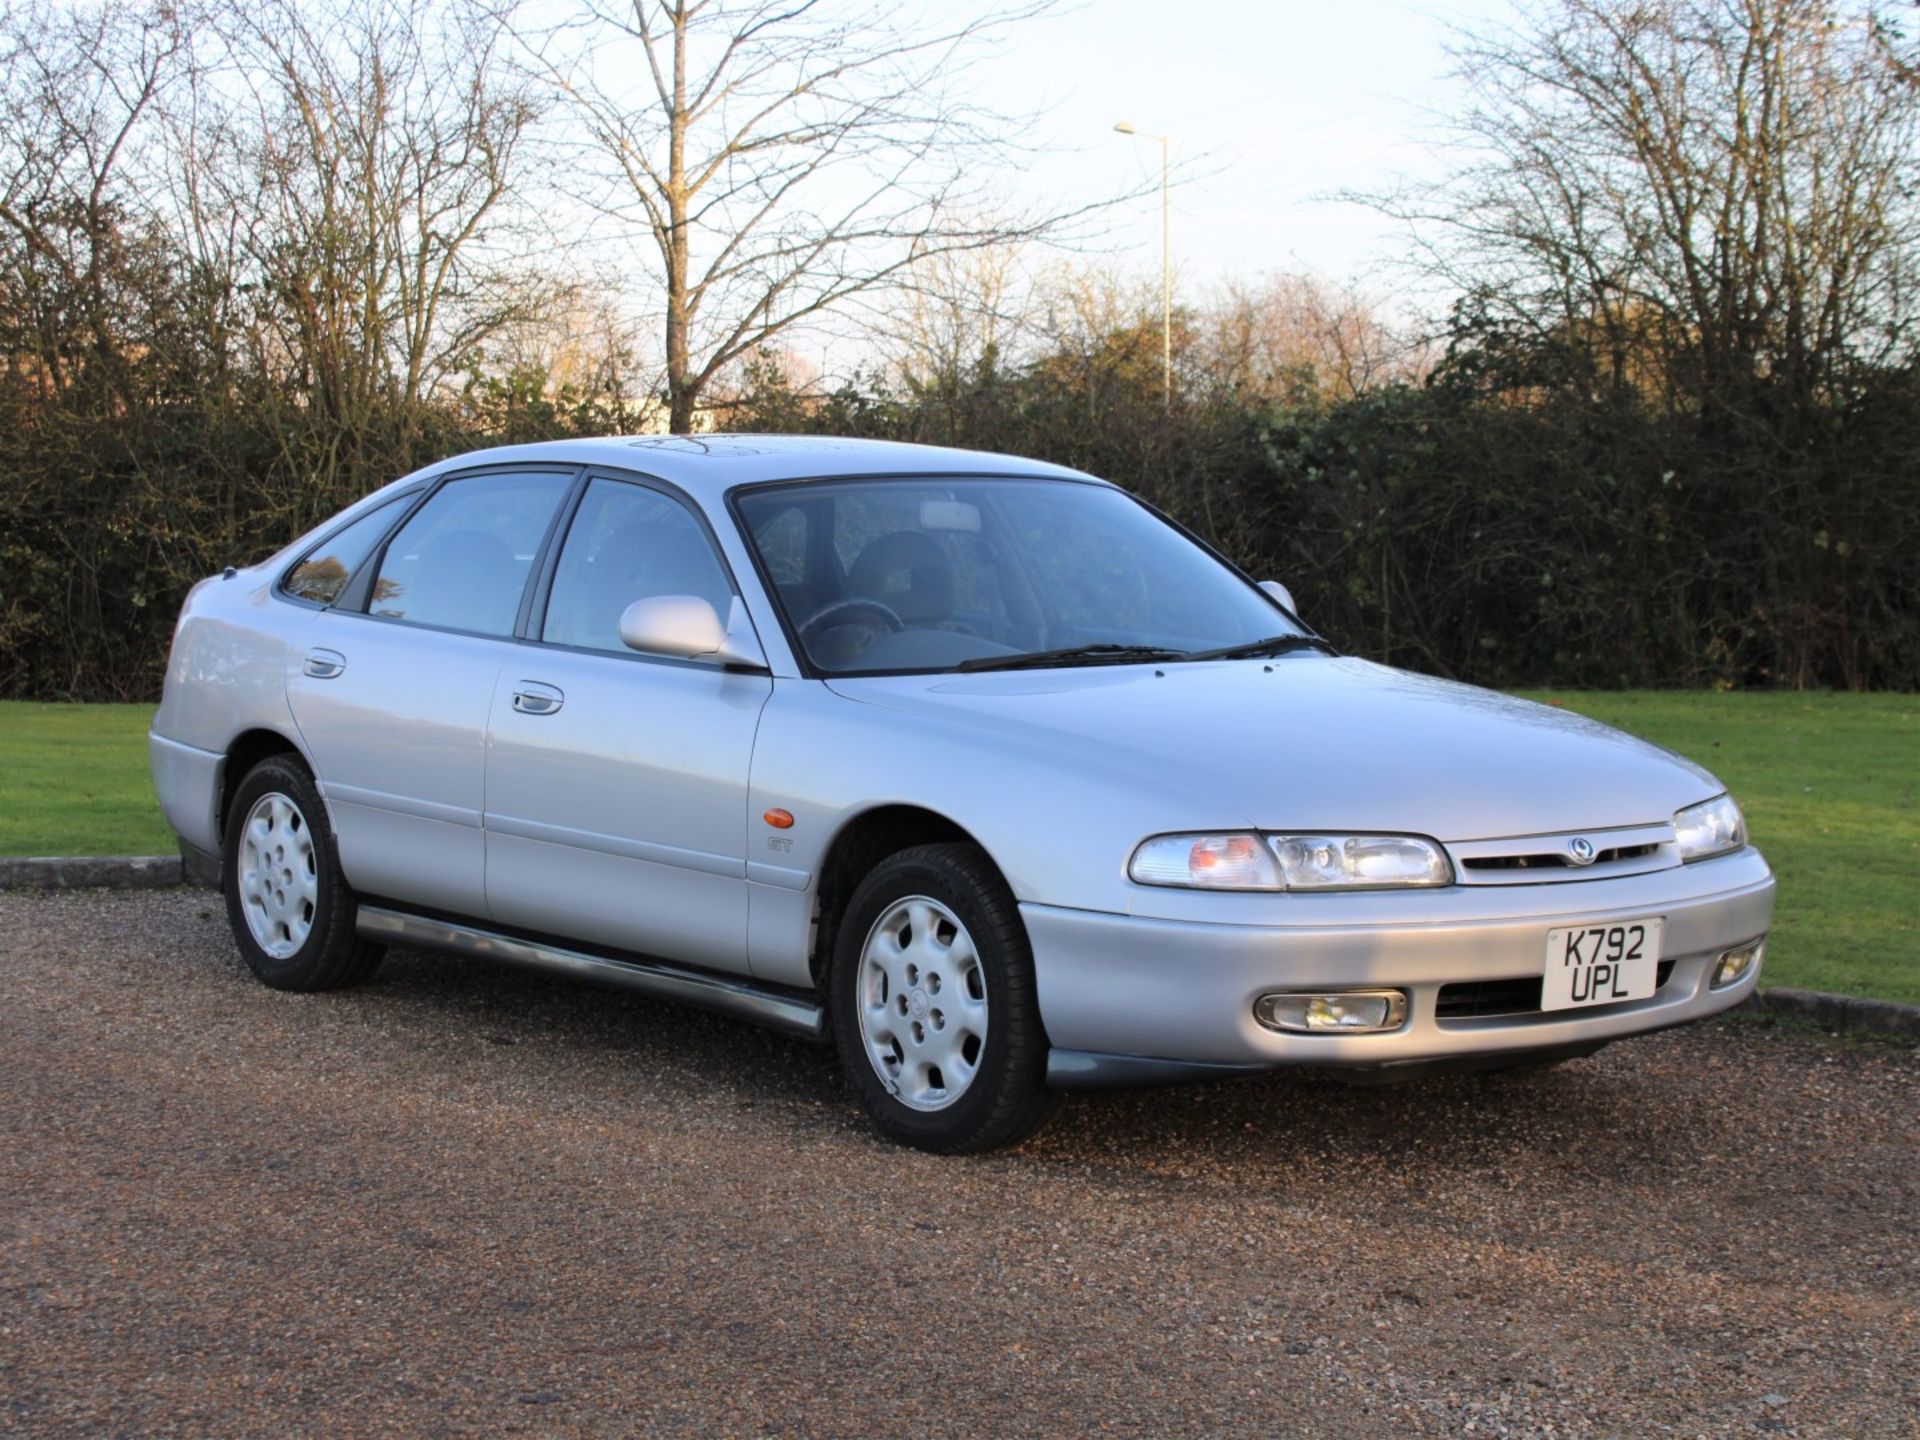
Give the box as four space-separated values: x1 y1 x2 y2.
1024 848 1774 1075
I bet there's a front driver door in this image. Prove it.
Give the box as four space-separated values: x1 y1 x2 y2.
482 473 772 974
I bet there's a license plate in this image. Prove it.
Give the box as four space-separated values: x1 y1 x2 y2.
1541 919 1664 1011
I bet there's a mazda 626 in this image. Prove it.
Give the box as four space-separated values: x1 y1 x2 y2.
150 435 1774 1150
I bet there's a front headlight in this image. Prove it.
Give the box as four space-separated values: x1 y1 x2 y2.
1129 833 1282 889
1268 834 1454 889
1674 794 1746 861
1128 832 1453 890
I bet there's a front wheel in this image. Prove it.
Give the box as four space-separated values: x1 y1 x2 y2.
831 843 1058 1153
222 754 383 992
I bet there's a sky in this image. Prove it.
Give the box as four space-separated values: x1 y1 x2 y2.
536 0 1529 380
964 0 1517 296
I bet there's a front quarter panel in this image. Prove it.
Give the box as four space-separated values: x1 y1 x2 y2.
744 677 1235 986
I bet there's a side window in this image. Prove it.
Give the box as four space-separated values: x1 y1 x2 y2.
282 494 412 605
542 478 734 653
368 471 572 637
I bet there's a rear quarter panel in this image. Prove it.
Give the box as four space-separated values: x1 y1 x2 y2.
151 475 431 756
150 568 321 860
153 571 315 753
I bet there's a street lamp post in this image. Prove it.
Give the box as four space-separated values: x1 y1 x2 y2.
1114 121 1171 409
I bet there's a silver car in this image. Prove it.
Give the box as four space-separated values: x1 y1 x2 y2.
149 436 1775 1151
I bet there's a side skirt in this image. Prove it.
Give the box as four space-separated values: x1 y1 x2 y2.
355 905 826 1041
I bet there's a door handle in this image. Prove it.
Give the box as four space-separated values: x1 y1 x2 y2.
511 682 564 716
304 649 346 679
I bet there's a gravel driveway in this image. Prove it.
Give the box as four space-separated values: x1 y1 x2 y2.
2 889 1915 1438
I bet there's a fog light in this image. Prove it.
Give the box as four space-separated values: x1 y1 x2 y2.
1711 939 1765 990
1254 990 1408 1034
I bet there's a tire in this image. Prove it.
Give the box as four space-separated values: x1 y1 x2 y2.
222 753 383 992
830 842 1059 1153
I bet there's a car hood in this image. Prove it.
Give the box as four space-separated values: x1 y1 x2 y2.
825 656 1721 841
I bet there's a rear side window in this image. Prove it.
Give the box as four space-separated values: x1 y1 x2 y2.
369 471 572 637
282 494 412 605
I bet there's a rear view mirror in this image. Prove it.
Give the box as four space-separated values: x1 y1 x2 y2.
1259 579 1298 616
919 499 981 532
619 595 767 669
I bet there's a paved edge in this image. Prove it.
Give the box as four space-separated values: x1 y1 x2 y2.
1742 986 1920 1044
0 854 188 890
1 858 1915 1043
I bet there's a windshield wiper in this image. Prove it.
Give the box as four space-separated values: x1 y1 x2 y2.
955 643 1188 674
1177 633 1337 662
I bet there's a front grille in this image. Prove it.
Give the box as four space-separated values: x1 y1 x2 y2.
1435 959 1676 1020
1461 842 1661 874
1447 827 1678 886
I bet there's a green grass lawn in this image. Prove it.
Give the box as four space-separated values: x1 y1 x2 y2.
1517 691 1918 1006
3 693 1915 1003
0 702 172 856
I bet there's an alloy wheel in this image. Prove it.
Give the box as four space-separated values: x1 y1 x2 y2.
855 894 989 1111
237 791 320 959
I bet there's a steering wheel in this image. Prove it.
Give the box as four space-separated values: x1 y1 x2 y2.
798 597 906 646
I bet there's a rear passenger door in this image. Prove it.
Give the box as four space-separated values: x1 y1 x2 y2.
286 467 575 919
482 473 772 973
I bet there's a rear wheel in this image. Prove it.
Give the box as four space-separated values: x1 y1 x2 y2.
222 754 382 992
831 843 1058 1153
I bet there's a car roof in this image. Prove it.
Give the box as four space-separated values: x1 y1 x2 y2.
407 433 1105 493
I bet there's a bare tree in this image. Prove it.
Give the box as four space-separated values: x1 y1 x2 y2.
1028 263 1166 384
1361 0 1920 414
1200 274 1426 403
185 0 551 482
536 0 1119 433
882 238 1029 384
0 0 183 405
485 285 643 399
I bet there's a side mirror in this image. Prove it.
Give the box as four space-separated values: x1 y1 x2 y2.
1259 579 1298 616
619 595 767 669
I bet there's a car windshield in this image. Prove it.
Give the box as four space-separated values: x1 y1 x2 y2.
734 476 1309 675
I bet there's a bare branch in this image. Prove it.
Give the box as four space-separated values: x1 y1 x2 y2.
532 0 1135 431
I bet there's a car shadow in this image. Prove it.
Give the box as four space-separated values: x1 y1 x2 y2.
346 944 1740 1183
